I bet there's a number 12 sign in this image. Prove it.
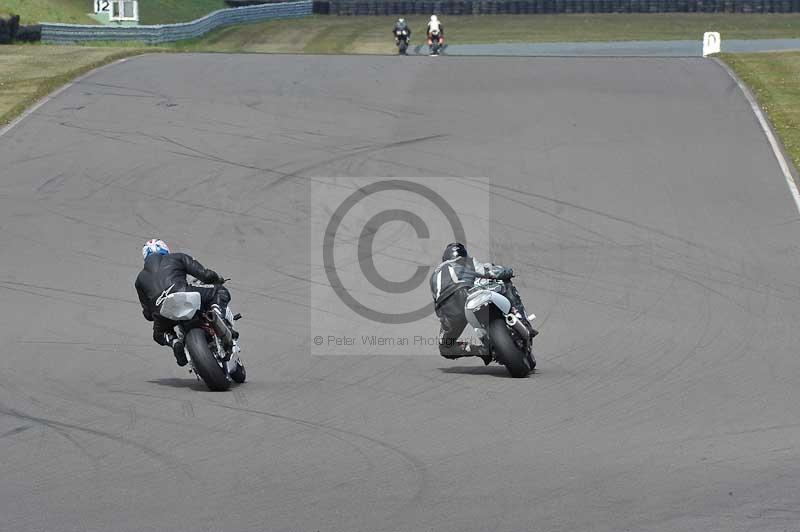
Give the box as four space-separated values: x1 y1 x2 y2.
95 0 111 13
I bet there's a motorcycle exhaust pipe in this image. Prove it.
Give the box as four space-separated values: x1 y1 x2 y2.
506 313 532 341
208 310 233 350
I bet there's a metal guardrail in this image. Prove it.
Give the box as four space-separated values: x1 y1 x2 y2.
41 1 312 44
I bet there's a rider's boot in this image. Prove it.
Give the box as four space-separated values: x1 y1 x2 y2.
440 340 471 360
463 343 493 366
450 342 492 366
164 332 187 367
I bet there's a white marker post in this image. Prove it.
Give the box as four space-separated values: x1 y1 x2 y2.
109 0 139 22
703 32 721 57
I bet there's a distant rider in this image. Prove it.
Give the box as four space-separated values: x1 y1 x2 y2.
426 14 444 43
429 242 537 364
135 239 235 367
393 17 411 44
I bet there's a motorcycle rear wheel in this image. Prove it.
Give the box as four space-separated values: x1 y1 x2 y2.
185 328 231 391
488 319 532 378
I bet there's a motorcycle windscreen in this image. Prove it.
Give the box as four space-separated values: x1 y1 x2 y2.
159 291 201 321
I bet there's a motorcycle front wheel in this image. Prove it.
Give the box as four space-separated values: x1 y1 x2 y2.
185 328 231 391
488 319 532 378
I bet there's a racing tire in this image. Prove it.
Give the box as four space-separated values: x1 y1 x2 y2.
488 319 532 378
185 328 231 391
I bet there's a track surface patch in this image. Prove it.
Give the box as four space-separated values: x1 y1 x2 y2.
1 54 799 532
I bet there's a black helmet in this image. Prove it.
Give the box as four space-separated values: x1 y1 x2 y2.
442 242 467 262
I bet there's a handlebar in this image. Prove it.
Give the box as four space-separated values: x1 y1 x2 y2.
476 270 514 281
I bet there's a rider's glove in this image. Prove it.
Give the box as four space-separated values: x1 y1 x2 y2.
493 267 514 281
207 270 225 284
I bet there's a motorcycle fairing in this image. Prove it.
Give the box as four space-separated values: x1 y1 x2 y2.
465 289 511 330
159 291 202 321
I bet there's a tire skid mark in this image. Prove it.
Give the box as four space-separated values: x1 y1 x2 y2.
490 181 800 299
79 171 299 229
126 406 137 432
106 387 429 519
0 425 33 439
207 399 431 524
532 273 680 398
232 389 248 407
0 405 196 482
0 283 110 310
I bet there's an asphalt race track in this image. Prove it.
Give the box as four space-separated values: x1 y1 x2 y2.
2 54 800 532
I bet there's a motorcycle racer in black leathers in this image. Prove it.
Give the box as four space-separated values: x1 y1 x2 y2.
135 239 235 367
430 242 537 364
393 18 411 44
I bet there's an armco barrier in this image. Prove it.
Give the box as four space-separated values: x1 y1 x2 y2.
225 0 288 6
41 1 311 44
323 0 800 13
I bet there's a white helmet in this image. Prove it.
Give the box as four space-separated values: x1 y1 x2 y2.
430 15 438 22
142 238 170 260
398 17 405 23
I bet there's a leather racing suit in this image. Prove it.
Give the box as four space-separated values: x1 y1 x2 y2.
135 253 230 346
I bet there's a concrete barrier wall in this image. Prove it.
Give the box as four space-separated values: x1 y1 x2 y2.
322 0 800 14
41 1 312 44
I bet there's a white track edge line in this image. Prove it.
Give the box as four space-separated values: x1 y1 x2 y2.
0 54 148 139
713 57 800 216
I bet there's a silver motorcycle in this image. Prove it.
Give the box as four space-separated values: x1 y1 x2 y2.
464 274 536 378
157 280 245 391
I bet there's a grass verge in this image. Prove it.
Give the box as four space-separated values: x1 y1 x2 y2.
0 0 226 25
138 0 227 25
0 44 165 127
175 14 800 54
721 51 800 173
0 0 96 24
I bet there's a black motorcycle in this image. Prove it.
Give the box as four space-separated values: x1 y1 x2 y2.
395 28 409 55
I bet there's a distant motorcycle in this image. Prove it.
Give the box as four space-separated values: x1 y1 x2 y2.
395 28 409 55
158 279 246 391
428 30 443 56
464 273 536 378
